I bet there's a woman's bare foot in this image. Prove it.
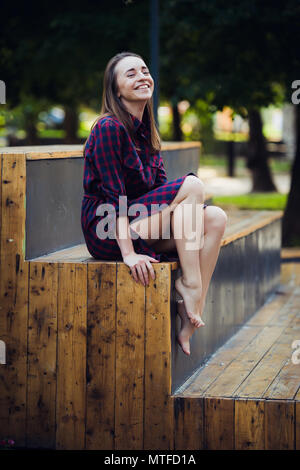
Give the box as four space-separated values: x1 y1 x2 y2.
176 300 197 355
175 276 205 328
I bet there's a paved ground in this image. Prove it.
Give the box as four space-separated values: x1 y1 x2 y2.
197 167 291 196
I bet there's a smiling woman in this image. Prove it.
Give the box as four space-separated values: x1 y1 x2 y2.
81 51 227 355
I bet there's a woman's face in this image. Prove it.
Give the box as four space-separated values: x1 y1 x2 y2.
115 56 154 106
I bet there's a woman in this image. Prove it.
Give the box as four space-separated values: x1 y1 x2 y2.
81 51 227 355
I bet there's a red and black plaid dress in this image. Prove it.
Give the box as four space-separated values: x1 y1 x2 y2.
81 112 207 262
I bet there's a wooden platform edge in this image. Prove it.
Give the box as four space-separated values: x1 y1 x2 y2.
173 396 299 450
0 142 201 160
221 211 283 247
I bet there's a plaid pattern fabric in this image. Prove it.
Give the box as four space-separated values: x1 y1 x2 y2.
81 112 207 262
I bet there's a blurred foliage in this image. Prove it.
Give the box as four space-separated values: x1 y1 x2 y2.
213 193 288 210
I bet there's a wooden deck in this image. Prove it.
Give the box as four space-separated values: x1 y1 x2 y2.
174 263 300 450
29 209 282 263
0 148 290 450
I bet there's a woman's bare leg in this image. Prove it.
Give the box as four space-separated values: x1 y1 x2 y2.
150 205 227 355
197 206 227 318
129 175 206 328
171 194 205 327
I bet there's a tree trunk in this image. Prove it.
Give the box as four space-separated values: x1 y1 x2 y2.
63 105 79 143
282 105 300 246
247 108 277 192
24 110 39 145
172 102 182 141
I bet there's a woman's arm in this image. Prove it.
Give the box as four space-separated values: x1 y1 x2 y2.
115 215 135 257
152 152 168 189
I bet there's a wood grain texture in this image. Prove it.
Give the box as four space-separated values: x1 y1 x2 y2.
296 401 300 450
115 263 145 450
174 398 203 450
144 264 173 450
235 399 265 449
265 400 295 450
86 263 116 450
204 398 234 450
56 263 87 450
0 142 200 160
26 262 58 448
0 154 28 446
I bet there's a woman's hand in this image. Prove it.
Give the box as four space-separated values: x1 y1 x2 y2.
123 252 159 286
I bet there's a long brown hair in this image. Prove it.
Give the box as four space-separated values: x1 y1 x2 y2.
83 51 161 156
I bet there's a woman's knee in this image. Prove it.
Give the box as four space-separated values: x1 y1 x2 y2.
178 175 205 202
204 206 227 234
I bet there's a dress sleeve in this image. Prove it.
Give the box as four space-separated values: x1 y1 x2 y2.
153 153 168 188
93 120 127 217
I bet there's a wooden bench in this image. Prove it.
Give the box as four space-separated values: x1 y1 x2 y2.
0 147 284 449
174 269 300 450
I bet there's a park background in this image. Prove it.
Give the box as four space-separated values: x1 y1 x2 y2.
1 0 300 451
0 0 299 244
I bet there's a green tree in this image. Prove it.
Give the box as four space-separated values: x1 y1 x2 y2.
0 1 150 142
160 0 300 191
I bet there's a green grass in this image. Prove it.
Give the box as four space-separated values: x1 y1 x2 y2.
201 155 291 174
37 129 66 138
212 193 287 210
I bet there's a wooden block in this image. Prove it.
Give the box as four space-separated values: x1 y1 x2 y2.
181 326 261 397
296 401 300 450
174 397 204 450
221 210 282 247
144 264 173 450
204 398 234 450
56 263 87 450
26 262 58 448
86 263 117 450
235 320 300 399
0 154 28 446
235 399 265 450
281 248 300 259
205 326 285 398
115 263 145 450
265 400 295 450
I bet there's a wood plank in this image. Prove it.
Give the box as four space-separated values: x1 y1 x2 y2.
0 153 28 446
265 400 295 450
0 142 200 159
204 326 286 398
26 262 58 448
235 399 265 450
86 263 116 450
281 248 300 259
144 264 173 450
174 398 203 450
263 361 300 400
204 398 234 450
263 304 300 400
56 263 87 450
115 263 145 450
221 211 282 247
234 319 300 399
204 294 298 398
296 402 300 450
180 325 261 397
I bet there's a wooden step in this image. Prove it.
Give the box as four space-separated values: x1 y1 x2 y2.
0 148 286 450
29 209 282 263
173 273 300 450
